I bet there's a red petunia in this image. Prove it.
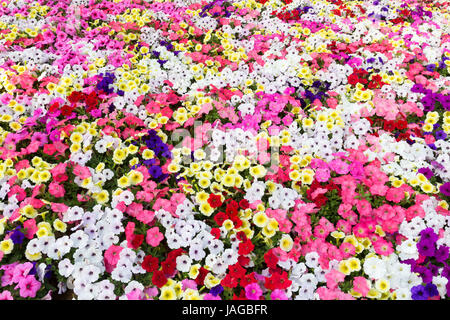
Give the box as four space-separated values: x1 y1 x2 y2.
371 74 383 83
152 270 167 288
365 117 374 126
264 249 279 269
228 263 246 279
130 234 144 249
347 73 359 86
232 290 248 300
238 255 250 267
161 258 177 276
314 194 328 207
211 228 221 239
239 199 249 209
194 267 209 286
332 9 341 16
383 120 396 132
230 215 242 229
207 194 223 208
395 119 408 130
85 92 98 110
60 105 74 117
49 102 60 113
367 81 379 89
236 231 247 242
221 273 239 289
142 255 159 273
391 18 404 24
213 211 228 226
167 248 185 261
238 239 254 256
226 200 239 216
67 91 85 104
264 271 292 291
239 272 257 288
397 132 410 141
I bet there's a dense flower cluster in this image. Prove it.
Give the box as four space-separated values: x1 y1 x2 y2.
0 0 449 300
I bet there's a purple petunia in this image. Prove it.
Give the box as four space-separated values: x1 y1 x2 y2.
426 64 436 72
435 130 447 140
440 182 450 197
428 264 440 277
418 167 434 179
411 83 424 93
148 165 163 179
417 239 436 257
411 285 428 300
435 245 450 263
210 285 224 297
420 268 433 284
421 95 435 111
10 228 25 245
424 283 439 298
440 95 450 110
441 266 450 279
420 228 439 244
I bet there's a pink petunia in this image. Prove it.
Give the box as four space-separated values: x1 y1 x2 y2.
353 222 369 238
245 283 262 300
104 245 123 266
127 202 143 218
16 275 41 298
126 289 143 300
73 165 91 179
12 262 34 283
340 242 356 259
270 289 288 300
385 188 405 203
48 182 65 198
353 277 370 297
369 184 388 197
181 279 197 291
315 168 330 183
135 210 155 225
170 193 186 206
328 159 350 175
316 286 338 300
51 203 69 214
373 238 394 256
355 199 372 217
203 293 221 300
1 267 15 287
146 227 164 247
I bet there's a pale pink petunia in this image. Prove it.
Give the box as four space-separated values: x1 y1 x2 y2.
0 291 13 300
325 269 346 290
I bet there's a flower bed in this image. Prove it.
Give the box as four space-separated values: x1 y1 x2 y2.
0 0 449 300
